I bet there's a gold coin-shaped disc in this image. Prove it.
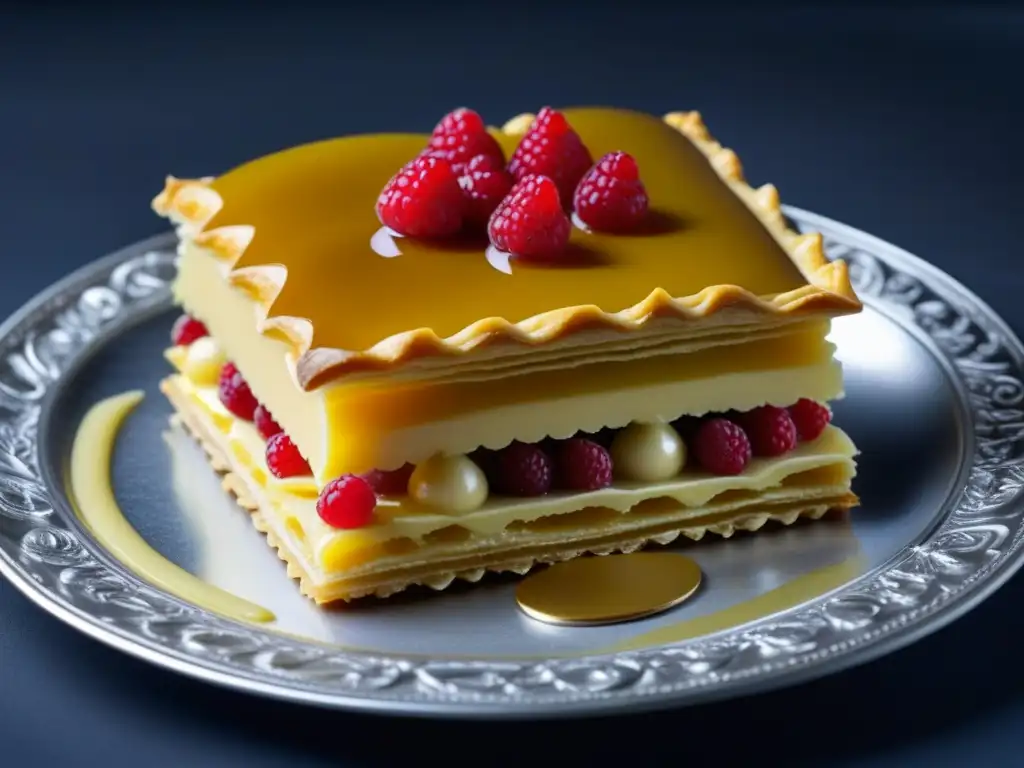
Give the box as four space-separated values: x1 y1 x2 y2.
515 553 703 626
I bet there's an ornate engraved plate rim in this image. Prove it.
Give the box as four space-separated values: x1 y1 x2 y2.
0 207 1022 718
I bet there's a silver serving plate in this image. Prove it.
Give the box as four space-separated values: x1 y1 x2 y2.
1 207 1021 718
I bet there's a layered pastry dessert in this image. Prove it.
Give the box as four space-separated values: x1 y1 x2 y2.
154 106 862 604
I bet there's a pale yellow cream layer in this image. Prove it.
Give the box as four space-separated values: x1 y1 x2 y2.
173 242 844 482
169 374 857 576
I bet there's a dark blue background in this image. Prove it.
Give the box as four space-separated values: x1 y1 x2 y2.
1 5 1022 766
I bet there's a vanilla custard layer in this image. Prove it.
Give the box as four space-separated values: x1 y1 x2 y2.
174 244 844 481
167 373 857 577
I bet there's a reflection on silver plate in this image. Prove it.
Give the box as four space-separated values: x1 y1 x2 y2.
1 207 1022 718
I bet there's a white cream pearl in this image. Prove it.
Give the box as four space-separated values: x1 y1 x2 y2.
610 422 686 482
183 337 226 387
408 454 489 513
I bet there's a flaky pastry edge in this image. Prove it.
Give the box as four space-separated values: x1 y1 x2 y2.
152 110 862 391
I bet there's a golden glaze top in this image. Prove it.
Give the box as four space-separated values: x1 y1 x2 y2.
156 108 861 388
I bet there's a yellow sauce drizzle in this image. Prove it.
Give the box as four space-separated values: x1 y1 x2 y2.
69 390 275 624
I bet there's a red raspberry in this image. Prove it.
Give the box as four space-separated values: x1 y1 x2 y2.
317 475 377 529
362 463 415 496
507 107 593 208
555 438 613 491
375 155 465 238
487 175 571 261
789 399 831 441
254 405 283 441
265 433 311 478
217 362 258 421
496 441 553 496
737 405 797 457
459 154 514 228
424 108 505 176
692 418 752 476
573 151 649 233
170 314 208 346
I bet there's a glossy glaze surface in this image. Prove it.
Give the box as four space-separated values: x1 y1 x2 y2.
207 108 807 351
